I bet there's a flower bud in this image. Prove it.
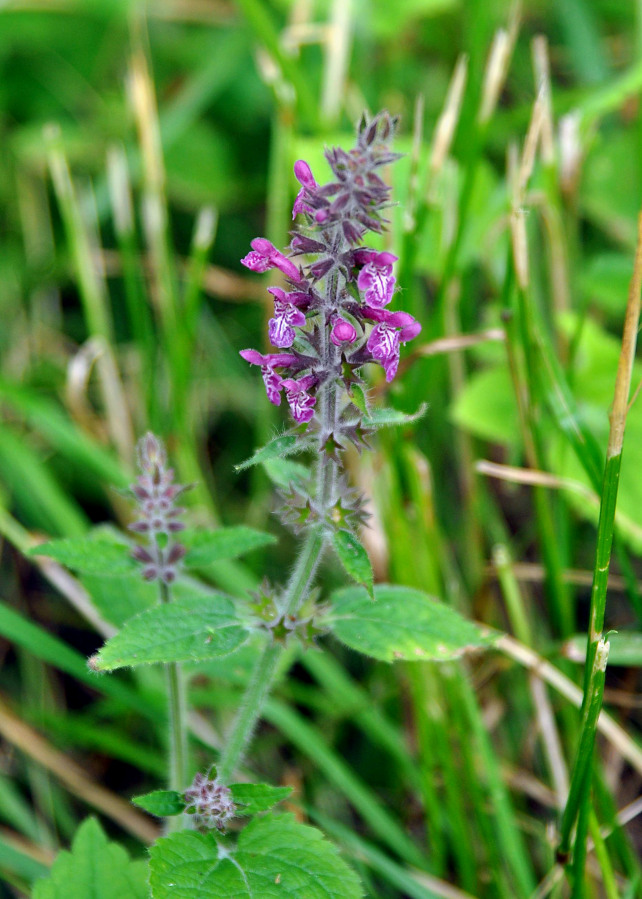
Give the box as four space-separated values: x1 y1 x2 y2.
330 316 357 346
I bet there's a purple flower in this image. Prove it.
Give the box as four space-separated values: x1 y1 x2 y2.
266 287 307 348
367 323 401 382
356 250 398 307
363 306 421 340
281 376 317 424
363 308 421 382
240 349 300 406
268 300 306 348
241 237 302 282
262 367 285 405
239 349 299 368
330 316 357 346
292 159 318 219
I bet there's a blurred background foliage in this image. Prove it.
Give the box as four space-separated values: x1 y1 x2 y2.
3 0 642 896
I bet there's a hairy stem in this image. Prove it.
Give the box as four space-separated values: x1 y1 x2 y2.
217 642 283 783
159 579 188 829
219 269 343 781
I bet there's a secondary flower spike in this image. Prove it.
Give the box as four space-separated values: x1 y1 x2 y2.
239 111 421 431
128 433 190 583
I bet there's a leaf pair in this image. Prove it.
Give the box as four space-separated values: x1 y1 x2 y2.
133 780 292 819
92 583 493 671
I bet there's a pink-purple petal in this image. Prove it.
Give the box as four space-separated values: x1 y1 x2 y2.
241 251 271 273
294 159 317 188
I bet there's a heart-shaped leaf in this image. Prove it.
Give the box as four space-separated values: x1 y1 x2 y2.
149 813 362 898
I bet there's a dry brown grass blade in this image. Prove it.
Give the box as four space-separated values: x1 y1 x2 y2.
0 695 159 844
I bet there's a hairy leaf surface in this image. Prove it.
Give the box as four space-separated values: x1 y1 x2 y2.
331 530 374 600
230 782 292 816
325 585 494 662
181 527 276 567
149 813 362 898
94 592 250 670
33 818 148 899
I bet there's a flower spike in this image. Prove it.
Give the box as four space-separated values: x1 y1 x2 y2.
239 111 421 425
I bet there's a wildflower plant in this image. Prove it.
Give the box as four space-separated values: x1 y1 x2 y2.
30 114 492 899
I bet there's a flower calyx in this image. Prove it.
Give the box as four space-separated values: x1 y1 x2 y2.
248 582 326 648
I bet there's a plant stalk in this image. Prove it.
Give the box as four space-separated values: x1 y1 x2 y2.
159 579 188 830
559 211 642 875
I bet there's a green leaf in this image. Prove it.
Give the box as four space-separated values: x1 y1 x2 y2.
325 585 494 663
132 790 184 817
28 530 136 576
181 527 276 568
33 818 148 899
262 457 310 488
230 783 292 816
332 530 374 600
234 434 313 472
93 591 250 670
362 403 427 429
80 572 157 628
450 366 519 445
149 813 362 898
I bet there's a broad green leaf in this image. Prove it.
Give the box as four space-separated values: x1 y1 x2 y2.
80 572 157 628
93 591 250 670
582 129 638 247
29 531 136 576
325 585 494 662
149 813 362 898
450 366 519 446
362 403 427 429
263 456 310 488
564 631 642 667
579 253 634 318
33 818 148 899
181 527 276 567
230 783 292 816
133 790 184 817
332 530 374 600
235 435 313 472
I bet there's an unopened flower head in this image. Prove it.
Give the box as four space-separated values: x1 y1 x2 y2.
239 111 421 430
128 432 190 583
184 771 236 832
